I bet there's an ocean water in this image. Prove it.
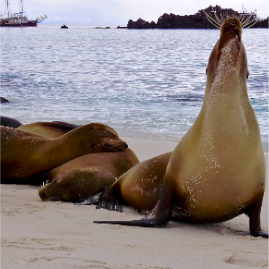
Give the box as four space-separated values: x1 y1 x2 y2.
1 26 268 150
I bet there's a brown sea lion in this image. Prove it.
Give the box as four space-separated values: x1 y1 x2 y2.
94 17 268 238
18 121 81 139
93 152 172 212
37 149 139 202
1 123 128 182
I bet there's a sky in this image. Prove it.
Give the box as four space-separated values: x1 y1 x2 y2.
2 0 268 25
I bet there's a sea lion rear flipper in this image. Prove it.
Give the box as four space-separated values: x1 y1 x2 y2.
94 185 174 227
93 214 168 227
245 194 268 238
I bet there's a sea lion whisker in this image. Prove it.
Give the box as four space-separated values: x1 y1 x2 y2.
238 14 244 24
203 8 257 29
245 19 257 28
242 16 256 28
202 10 221 28
40 180 49 187
213 11 223 26
220 12 224 22
241 16 252 27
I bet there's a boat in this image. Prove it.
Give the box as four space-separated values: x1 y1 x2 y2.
95 26 110 29
238 5 257 19
61 24 68 29
0 0 47 27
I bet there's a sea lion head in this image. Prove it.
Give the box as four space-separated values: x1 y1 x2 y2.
70 123 128 153
206 16 248 94
38 170 90 202
89 123 128 152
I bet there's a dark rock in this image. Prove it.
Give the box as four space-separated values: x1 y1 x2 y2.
1 97 9 103
252 18 269 28
125 5 268 29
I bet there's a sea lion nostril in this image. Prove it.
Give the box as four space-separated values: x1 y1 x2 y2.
40 192 46 199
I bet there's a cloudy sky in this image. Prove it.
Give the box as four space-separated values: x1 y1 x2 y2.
2 0 268 25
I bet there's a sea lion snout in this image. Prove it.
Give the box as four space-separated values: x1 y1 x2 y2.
39 191 47 200
220 17 242 38
87 123 128 152
219 17 242 51
104 140 128 151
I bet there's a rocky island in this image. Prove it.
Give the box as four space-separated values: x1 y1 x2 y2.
118 5 268 29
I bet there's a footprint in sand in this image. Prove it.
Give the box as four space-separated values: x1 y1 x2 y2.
224 254 268 268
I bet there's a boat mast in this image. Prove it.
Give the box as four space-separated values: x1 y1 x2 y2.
6 0 10 18
21 0 24 15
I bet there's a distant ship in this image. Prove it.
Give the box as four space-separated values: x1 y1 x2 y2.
238 5 257 19
0 0 47 27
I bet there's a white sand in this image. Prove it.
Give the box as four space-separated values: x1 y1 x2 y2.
1 138 268 269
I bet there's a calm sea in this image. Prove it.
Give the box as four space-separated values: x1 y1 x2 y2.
1 26 268 150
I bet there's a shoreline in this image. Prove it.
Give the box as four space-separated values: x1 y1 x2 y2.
1 137 268 268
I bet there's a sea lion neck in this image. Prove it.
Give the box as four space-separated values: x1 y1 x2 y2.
204 17 248 106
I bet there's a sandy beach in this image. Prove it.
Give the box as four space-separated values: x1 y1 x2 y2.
1 137 268 269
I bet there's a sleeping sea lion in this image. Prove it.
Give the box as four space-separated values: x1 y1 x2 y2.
1 123 128 182
18 121 81 139
91 152 171 212
93 17 268 238
37 149 139 202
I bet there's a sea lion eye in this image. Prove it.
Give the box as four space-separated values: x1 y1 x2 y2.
102 130 117 138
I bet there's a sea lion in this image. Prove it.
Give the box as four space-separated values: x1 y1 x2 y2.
37 149 139 202
1 123 128 182
0 116 22 128
18 121 81 139
94 17 268 238
92 152 172 212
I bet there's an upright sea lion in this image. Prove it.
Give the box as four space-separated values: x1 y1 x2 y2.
94 17 268 238
0 116 22 128
18 121 81 139
1 123 128 182
37 149 139 202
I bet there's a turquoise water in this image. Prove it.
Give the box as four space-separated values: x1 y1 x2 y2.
1 26 268 150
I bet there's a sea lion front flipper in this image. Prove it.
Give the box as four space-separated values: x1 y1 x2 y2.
75 193 102 205
245 194 268 238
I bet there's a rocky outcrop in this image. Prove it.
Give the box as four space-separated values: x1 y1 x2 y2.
252 18 269 28
126 5 268 29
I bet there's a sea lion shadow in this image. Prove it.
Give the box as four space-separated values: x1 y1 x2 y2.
167 219 249 237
